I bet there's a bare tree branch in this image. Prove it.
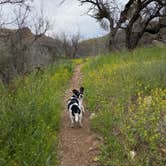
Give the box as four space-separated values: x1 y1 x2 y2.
78 0 166 49
0 0 29 5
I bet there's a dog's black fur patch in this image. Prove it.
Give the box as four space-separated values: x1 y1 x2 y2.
68 86 85 114
71 105 81 117
68 98 79 109
72 89 80 97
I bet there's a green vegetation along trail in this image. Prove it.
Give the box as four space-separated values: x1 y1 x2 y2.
58 64 101 166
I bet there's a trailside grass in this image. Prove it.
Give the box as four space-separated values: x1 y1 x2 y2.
0 62 73 166
83 47 166 166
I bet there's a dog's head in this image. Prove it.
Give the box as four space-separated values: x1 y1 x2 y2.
72 87 84 99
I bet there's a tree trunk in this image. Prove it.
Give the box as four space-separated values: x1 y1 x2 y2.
109 28 118 51
125 25 138 50
125 28 131 49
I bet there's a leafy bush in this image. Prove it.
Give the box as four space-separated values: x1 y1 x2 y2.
83 47 166 166
0 62 73 166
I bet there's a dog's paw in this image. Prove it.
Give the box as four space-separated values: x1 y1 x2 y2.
70 124 74 128
79 123 83 128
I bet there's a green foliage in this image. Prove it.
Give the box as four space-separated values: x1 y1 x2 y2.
83 47 166 166
0 62 73 166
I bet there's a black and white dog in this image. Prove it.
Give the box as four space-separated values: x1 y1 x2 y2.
67 87 85 127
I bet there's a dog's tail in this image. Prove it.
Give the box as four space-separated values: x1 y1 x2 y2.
75 113 79 122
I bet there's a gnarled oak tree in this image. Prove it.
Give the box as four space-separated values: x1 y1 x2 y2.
79 0 166 49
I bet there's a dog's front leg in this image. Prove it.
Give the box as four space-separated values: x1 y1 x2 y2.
81 105 85 115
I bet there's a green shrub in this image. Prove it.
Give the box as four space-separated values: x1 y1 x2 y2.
0 62 73 166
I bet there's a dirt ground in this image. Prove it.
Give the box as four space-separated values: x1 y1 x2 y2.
58 64 101 166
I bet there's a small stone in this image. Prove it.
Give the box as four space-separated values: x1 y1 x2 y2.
129 151 136 159
96 136 103 141
152 40 165 47
88 146 99 153
90 113 96 119
88 147 93 151
161 148 166 156
93 156 99 162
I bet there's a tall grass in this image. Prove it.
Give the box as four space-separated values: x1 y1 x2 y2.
83 47 166 166
0 62 73 166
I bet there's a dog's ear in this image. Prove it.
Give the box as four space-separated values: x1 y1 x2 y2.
80 87 84 94
72 89 79 96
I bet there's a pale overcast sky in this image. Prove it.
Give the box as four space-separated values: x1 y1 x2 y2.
4 0 126 40
33 0 125 39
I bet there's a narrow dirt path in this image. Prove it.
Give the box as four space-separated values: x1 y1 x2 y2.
58 64 101 166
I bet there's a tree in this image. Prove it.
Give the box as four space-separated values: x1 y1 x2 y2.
124 0 166 49
79 0 166 49
0 0 50 84
6 5 50 74
0 0 31 27
58 32 80 58
71 33 80 58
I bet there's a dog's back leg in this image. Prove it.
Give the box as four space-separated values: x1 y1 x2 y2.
69 112 74 128
79 113 83 128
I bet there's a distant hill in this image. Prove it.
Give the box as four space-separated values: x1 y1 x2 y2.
78 32 125 56
78 24 166 56
0 27 57 47
0 27 63 70
78 35 109 56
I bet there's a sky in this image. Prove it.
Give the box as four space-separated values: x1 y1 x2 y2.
33 0 109 39
3 0 126 40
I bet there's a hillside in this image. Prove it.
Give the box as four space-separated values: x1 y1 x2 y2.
82 46 166 165
0 46 165 165
78 35 109 56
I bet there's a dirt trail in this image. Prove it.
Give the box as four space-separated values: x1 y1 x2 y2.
58 64 101 166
